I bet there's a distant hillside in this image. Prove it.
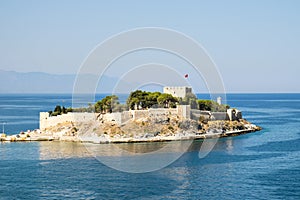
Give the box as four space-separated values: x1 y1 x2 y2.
0 70 120 93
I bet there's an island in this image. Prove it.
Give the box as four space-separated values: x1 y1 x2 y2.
0 86 261 143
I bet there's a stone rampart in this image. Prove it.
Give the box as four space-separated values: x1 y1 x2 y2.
191 109 242 121
40 112 97 130
40 105 241 130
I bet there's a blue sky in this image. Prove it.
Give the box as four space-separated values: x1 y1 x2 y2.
0 0 299 93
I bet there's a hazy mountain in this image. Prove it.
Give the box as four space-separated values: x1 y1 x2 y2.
0 70 121 93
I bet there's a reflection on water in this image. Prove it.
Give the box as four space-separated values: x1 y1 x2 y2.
39 142 92 160
188 138 236 154
39 140 194 159
39 140 196 173
116 142 168 153
38 138 238 160
226 138 234 153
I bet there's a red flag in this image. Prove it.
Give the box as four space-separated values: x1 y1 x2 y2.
184 74 188 78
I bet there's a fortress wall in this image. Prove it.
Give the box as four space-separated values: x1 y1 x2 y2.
191 109 202 120
191 110 214 121
119 109 179 122
103 113 122 124
211 112 229 120
70 113 97 121
121 111 133 124
177 105 191 119
129 108 178 121
40 106 243 131
131 110 149 120
40 112 97 130
149 108 177 117
191 109 241 121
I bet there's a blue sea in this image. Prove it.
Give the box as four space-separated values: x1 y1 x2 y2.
0 94 299 199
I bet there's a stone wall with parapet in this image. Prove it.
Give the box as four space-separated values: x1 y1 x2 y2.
40 106 242 131
211 112 228 120
132 110 149 120
149 108 178 117
128 107 184 121
102 112 122 124
40 105 192 130
40 112 97 130
191 109 242 121
121 111 132 124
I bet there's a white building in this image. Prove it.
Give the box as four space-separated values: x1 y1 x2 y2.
217 97 222 105
163 86 192 98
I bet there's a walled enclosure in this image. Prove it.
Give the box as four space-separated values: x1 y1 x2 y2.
40 106 242 131
191 109 242 121
40 105 191 130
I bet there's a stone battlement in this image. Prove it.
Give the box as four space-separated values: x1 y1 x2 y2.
39 112 98 130
163 86 192 98
40 106 242 131
40 105 191 130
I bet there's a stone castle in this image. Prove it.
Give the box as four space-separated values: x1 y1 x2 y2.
39 86 242 131
163 86 193 98
39 105 191 130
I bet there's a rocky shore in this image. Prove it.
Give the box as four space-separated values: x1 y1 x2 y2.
0 130 53 142
0 117 261 143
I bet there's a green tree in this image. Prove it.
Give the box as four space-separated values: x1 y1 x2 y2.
112 104 128 112
99 95 119 113
127 90 178 109
197 100 213 111
157 93 178 108
51 105 62 116
127 90 147 110
87 103 94 113
62 106 67 114
178 92 198 109
145 91 161 108
54 105 61 113
197 99 230 112
94 100 103 113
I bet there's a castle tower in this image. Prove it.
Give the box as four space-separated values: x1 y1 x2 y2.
163 86 192 98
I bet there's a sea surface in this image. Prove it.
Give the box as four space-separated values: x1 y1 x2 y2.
0 93 299 199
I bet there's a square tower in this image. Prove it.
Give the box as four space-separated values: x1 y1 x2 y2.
163 86 192 98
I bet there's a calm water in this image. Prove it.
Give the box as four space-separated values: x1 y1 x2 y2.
0 94 299 199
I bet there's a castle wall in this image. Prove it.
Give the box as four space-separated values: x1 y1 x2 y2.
211 112 229 120
103 113 122 124
121 111 133 124
149 108 177 116
177 105 191 119
39 112 97 130
40 106 242 131
131 110 149 120
191 109 206 120
191 109 240 121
